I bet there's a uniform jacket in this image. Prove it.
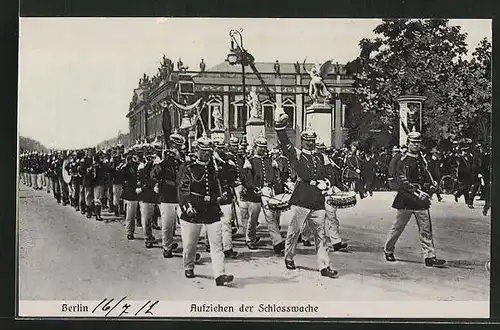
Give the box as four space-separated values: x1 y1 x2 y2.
392 153 433 210
276 129 341 210
136 161 158 203
120 161 139 201
214 151 238 206
361 156 377 183
150 153 182 204
177 158 222 224
241 154 280 203
91 161 107 187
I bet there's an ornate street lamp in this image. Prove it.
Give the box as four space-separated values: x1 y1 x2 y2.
227 29 251 120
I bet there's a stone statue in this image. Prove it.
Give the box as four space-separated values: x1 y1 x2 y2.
248 91 262 119
302 59 333 104
212 106 224 129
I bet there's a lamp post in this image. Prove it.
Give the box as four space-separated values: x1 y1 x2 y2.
227 29 254 125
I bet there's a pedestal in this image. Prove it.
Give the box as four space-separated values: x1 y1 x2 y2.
245 118 265 148
396 95 426 146
210 128 225 142
306 103 333 147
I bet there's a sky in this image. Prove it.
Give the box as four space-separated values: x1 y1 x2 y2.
18 18 492 149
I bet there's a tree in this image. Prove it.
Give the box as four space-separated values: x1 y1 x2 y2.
352 19 478 143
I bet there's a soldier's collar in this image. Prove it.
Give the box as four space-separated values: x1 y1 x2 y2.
196 159 210 166
301 149 313 155
407 152 418 158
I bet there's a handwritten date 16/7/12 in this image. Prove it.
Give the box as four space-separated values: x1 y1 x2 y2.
92 297 159 317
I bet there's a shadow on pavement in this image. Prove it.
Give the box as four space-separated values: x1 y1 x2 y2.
229 276 298 288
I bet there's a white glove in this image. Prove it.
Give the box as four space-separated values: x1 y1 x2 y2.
186 203 197 217
317 180 327 191
154 185 159 194
478 174 483 178
135 188 142 194
228 160 236 167
356 169 361 174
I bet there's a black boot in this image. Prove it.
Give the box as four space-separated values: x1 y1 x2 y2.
95 205 103 221
80 202 86 215
114 204 119 217
86 205 93 219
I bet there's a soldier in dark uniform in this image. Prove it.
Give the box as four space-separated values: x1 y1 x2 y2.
83 149 95 218
177 135 234 286
227 136 249 237
274 111 339 278
119 152 140 240
151 133 185 258
110 152 125 217
468 144 484 209
383 132 446 267
212 137 239 258
136 147 159 248
453 141 473 206
347 144 366 198
68 152 83 212
241 135 284 254
56 152 70 206
387 146 401 190
361 150 377 197
427 148 443 202
92 152 107 221
317 141 348 252
48 155 61 202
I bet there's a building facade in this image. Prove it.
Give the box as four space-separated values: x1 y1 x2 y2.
127 61 362 148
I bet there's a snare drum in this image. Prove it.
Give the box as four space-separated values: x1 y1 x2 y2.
326 191 357 209
266 193 292 213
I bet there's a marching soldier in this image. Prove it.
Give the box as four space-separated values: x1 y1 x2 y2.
227 136 249 237
383 132 446 268
317 141 348 252
68 152 83 212
92 152 107 221
213 137 239 258
347 144 366 198
151 133 185 258
110 152 125 217
427 148 443 202
241 135 285 255
136 147 158 248
177 135 234 286
120 152 140 240
57 152 70 206
274 110 339 278
453 140 473 206
83 149 95 218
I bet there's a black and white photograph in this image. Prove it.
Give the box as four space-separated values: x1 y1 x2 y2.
17 18 491 318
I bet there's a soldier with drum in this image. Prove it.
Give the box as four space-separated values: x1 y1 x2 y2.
274 109 339 278
241 135 285 255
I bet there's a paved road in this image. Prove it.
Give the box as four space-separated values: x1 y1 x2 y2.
18 184 490 301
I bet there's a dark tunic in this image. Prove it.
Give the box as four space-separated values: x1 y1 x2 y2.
276 129 341 210
150 154 182 204
120 162 139 201
177 159 222 224
136 161 159 204
241 155 280 203
392 153 433 210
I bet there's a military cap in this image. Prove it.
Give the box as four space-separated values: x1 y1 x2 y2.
315 140 326 150
239 135 249 147
301 125 317 141
407 131 422 143
196 135 214 151
254 134 268 148
169 132 185 146
213 136 225 148
229 135 239 146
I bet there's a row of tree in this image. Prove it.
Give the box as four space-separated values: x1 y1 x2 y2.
20 136 48 153
350 19 491 147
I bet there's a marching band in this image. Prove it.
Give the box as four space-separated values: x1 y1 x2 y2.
19 108 491 286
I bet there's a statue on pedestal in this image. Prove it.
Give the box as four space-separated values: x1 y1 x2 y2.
248 91 262 120
303 59 334 104
212 106 224 129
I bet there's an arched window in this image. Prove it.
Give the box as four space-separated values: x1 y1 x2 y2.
282 97 296 129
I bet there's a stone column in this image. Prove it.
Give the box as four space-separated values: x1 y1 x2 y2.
295 74 303 146
306 103 333 147
396 95 426 146
223 86 230 140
